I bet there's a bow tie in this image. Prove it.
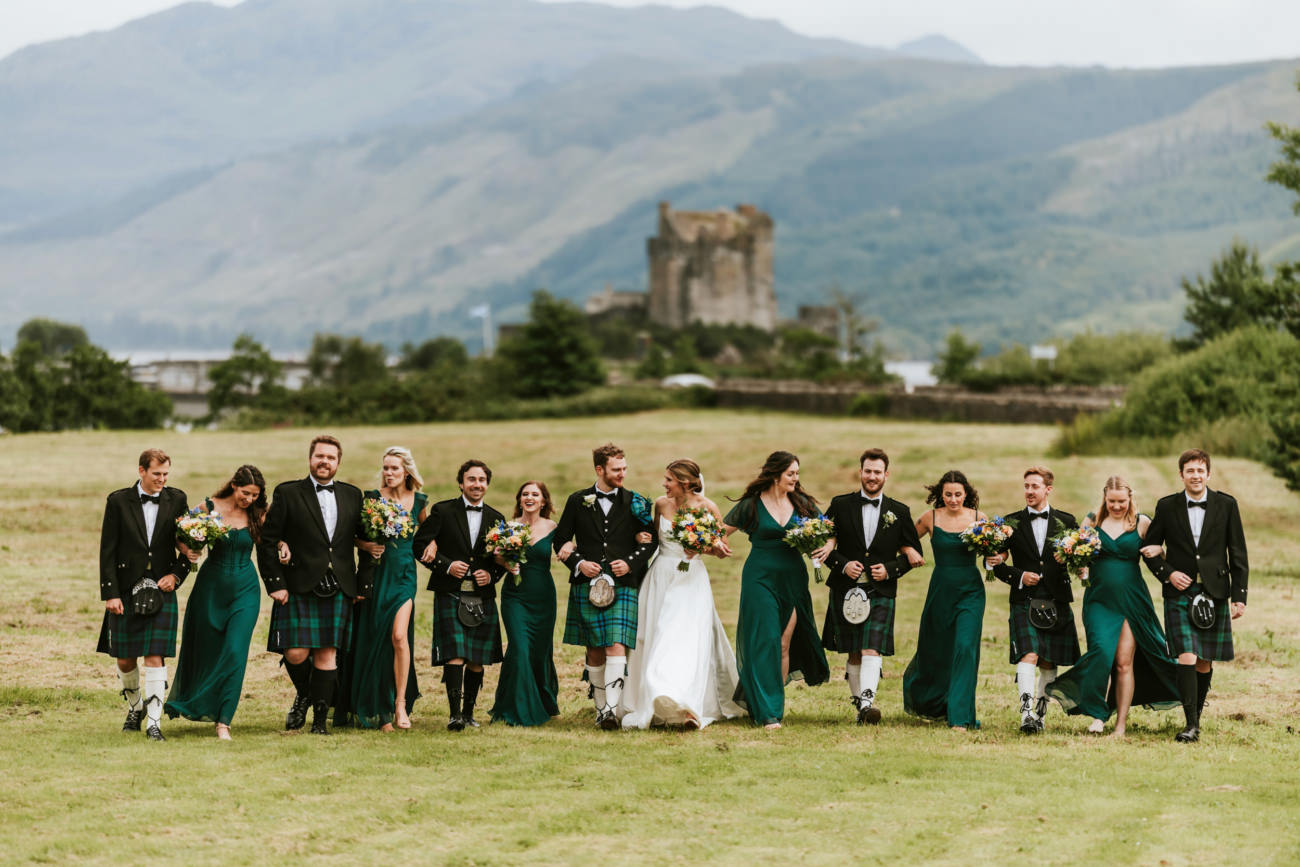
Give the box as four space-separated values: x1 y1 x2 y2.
1029 511 1049 521
1187 500 1206 510
465 504 483 512
595 490 616 501
140 493 160 505
315 484 334 494
860 496 881 508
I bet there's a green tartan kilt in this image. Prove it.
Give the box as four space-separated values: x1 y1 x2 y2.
1165 594 1233 661
265 592 351 652
97 593 178 659
563 583 638 649
432 593 503 666
1007 600 1081 666
821 591 896 656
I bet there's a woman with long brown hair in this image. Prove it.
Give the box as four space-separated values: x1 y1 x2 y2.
1047 476 1180 736
164 465 267 739
489 480 561 726
721 451 830 729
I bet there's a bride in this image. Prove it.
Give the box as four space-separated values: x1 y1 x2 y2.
619 459 743 729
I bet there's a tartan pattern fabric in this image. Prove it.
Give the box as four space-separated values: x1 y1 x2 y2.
821 592 897 656
265 592 351 652
97 593 178 659
562 583 638 649
1006 600 1081 666
432 593 503 666
1165 595 1234 661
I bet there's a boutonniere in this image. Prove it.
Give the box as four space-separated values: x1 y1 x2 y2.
882 511 897 527
583 493 597 509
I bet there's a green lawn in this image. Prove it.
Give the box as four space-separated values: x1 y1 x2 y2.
2 411 1298 864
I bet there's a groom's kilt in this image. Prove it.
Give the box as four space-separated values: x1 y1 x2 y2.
1165 595 1234 661
1007 600 1081 666
563 584 638 649
97 594 178 659
266 592 351 652
821 593 896 656
432 593 503 666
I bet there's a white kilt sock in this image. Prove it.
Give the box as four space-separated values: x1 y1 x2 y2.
118 667 142 711
604 656 627 712
1015 662 1036 706
143 665 167 728
861 656 883 698
1035 666 1058 703
846 662 861 700
587 664 606 711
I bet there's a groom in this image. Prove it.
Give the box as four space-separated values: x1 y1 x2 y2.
1142 448 1248 743
257 435 372 734
553 443 657 729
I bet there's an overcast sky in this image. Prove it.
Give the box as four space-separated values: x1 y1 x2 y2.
4 0 1299 67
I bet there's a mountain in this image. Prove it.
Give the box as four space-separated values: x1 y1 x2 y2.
895 34 983 65
0 0 1296 355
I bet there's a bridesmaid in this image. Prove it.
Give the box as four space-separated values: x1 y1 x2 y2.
902 470 987 730
721 451 830 729
339 447 427 731
164 465 267 740
489 481 561 726
1047 476 1180 736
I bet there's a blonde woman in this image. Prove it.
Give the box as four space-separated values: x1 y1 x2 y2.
1046 476 1179 737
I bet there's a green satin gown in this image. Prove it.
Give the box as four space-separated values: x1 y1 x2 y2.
490 529 560 726
902 522 985 728
1047 527 1180 719
725 498 830 726
164 502 260 726
336 490 424 729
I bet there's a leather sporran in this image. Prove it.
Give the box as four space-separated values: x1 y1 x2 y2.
312 570 341 598
1028 597 1060 631
130 577 164 616
588 574 616 609
1189 592 1216 630
842 586 872 625
457 595 487 629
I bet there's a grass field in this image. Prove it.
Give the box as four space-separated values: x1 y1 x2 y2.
2 410 1298 864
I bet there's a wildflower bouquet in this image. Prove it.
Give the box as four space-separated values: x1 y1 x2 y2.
485 520 533 585
783 515 836 582
361 497 415 559
1051 525 1103 587
960 516 1015 579
669 507 722 571
175 507 230 572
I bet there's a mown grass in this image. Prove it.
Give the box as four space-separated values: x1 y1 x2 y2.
1 410 1298 864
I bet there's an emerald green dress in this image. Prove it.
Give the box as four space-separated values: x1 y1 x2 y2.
490 529 560 726
902 520 985 728
164 501 260 726
1046 527 1180 719
336 490 424 729
725 498 830 726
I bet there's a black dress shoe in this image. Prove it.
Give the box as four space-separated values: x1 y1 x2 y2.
856 690 881 725
309 700 330 735
597 709 620 731
1175 725 1200 743
462 713 481 729
447 715 466 732
123 709 143 732
285 694 310 731
145 724 165 742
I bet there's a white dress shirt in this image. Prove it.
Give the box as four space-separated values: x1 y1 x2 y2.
1028 508 1050 553
463 496 484 546
313 479 338 540
1186 495 1207 546
595 485 616 515
136 482 159 544
860 491 881 550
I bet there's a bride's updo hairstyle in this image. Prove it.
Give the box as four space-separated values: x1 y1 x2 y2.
667 459 704 495
1096 475 1138 532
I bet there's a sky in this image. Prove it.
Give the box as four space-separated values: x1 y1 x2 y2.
3 0 1299 67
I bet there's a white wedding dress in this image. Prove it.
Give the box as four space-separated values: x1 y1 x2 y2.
619 517 743 729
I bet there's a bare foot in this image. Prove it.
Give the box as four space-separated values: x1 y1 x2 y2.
763 722 782 731
1087 718 1105 734
950 725 967 732
380 723 395 732
1109 728 1126 739
215 723 231 741
396 700 411 730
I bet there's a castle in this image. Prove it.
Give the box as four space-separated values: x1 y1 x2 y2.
645 201 776 331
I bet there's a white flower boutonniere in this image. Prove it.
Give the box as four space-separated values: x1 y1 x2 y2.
583 493 597 509
882 511 897 527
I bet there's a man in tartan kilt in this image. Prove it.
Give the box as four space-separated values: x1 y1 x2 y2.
413 459 507 731
989 466 1081 734
553 443 657 730
257 435 372 735
818 448 924 725
1141 449 1248 743
97 448 196 741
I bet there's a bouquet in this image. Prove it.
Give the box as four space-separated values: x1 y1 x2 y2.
783 515 836 582
175 507 230 572
959 516 1015 579
361 497 415 559
669 507 722 572
485 520 533 585
1051 525 1102 588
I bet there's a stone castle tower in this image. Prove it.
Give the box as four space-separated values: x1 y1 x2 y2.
646 201 776 331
